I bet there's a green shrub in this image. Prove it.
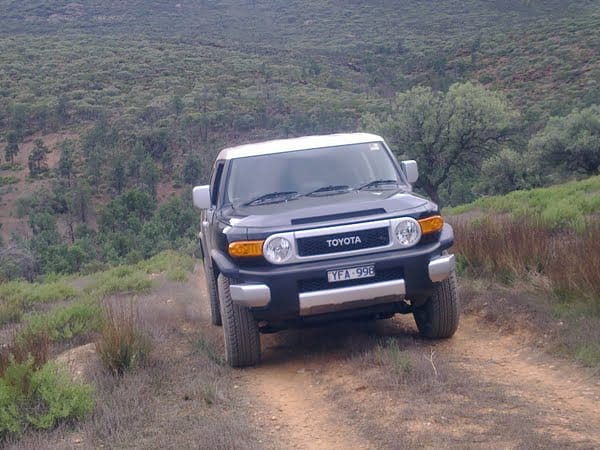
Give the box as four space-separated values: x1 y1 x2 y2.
0 279 78 325
0 301 23 326
166 267 188 282
574 344 600 368
0 176 18 186
18 300 102 344
137 250 194 274
86 267 154 297
0 358 95 441
0 279 77 307
445 176 600 230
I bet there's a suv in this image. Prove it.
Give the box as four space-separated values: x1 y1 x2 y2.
193 133 458 367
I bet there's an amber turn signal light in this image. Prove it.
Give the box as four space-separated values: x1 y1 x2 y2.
418 215 444 234
228 240 265 257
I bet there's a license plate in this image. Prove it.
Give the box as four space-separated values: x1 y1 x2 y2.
327 265 375 283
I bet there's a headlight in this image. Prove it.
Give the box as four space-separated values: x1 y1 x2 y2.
394 218 421 248
264 237 292 263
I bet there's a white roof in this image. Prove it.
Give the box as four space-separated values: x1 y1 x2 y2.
216 133 385 161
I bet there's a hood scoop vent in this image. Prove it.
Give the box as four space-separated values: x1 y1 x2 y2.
291 208 386 225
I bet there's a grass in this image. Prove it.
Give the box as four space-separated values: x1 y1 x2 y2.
0 175 18 186
0 329 49 376
453 205 600 369
95 301 152 376
0 250 198 445
84 251 195 297
136 250 195 275
85 267 154 298
345 333 446 391
451 216 600 312
445 175 600 230
0 279 78 325
192 335 223 366
166 268 188 282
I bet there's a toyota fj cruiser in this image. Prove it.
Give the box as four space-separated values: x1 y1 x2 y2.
193 133 458 367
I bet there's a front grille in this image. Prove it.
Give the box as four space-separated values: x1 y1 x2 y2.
297 227 389 257
298 268 402 293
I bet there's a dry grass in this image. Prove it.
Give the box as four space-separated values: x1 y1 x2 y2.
95 301 152 376
452 215 600 367
1 326 49 376
350 336 447 390
452 216 600 312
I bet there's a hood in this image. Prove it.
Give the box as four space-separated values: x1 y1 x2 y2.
220 189 434 229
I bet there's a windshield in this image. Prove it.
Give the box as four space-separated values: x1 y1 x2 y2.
225 141 402 207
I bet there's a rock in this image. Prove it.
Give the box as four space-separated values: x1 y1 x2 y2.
55 343 101 383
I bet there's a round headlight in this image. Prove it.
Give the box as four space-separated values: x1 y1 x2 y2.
394 218 421 248
264 237 292 263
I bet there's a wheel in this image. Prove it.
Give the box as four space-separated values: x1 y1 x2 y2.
204 258 222 326
413 271 460 339
217 274 261 367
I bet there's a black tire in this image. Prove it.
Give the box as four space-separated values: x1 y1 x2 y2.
204 259 222 326
413 271 460 339
217 274 261 367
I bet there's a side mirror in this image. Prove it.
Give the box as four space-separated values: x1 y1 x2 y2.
401 160 418 185
192 185 211 209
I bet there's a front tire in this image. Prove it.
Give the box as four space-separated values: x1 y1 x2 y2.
217 274 261 367
413 271 459 339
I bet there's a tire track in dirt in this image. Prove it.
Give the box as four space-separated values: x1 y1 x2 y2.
196 266 371 449
440 316 600 444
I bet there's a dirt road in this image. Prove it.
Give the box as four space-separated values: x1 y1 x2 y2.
11 266 598 449
196 268 600 449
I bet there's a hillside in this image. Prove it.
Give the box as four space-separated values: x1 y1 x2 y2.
0 0 599 272
1 2 600 446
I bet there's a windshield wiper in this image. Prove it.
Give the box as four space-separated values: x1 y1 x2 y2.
358 179 399 190
305 185 353 197
243 191 300 206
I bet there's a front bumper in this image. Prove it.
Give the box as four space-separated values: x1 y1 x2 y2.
211 222 455 321
229 254 454 316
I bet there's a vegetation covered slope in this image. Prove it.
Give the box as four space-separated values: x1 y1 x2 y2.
0 0 598 277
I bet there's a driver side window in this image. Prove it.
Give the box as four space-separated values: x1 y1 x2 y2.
210 161 224 206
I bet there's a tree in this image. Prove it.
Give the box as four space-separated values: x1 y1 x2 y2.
529 105 600 177
28 139 49 176
4 130 19 164
182 154 203 186
371 82 516 205
477 148 533 195
57 140 76 185
140 156 160 199
111 160 126 194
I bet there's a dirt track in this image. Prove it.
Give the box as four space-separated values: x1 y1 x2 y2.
11 267 598 449
196 268 600 449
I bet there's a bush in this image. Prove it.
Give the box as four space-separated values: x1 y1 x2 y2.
85 267 154 297
18 300 102 345
0 244 37 282
0 358 94 441
0 328 49 376
96 302 152 375
0 279 78 326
